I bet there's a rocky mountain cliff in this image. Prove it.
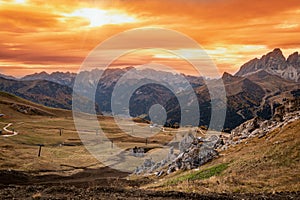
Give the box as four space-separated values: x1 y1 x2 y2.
235 48 300 82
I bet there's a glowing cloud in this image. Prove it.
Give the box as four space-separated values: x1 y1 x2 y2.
66 8 137 27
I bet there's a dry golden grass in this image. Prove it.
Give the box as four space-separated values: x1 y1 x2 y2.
0 92 183 175
0 115 100 174
143 119 300 194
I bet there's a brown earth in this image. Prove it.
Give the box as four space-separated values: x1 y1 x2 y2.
0 168 299 200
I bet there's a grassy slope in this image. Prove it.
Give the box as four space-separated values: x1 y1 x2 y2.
0 91 100 173
144 119 300 193
0 91 178 174
0 91 72 118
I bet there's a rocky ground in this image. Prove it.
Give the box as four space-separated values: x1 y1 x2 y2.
0 169 299 199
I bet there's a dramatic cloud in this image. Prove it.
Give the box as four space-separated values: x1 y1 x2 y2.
0 0 299 77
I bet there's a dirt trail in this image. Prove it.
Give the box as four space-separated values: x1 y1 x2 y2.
1 123 18 137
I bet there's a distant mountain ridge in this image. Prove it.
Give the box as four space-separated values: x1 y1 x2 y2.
21 71 76 87
0 73 17 80
0 77 74 110
0 77 101 113
3 48 299 84
235 48 300 82
0 48 299 130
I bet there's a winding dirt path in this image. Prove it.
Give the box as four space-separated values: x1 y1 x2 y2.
1 123 18 137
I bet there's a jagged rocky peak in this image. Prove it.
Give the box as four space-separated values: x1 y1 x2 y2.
221 72 238 83
265 48 285 61
235 48 300 82
21 71 49 80
287 51 300 66
262 48 286 70
222 72 233 79
32 71 49 77
37 71 49 75
51 71 76 76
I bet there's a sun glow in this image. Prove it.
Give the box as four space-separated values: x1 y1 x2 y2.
14 0 26 4
67 8 137 27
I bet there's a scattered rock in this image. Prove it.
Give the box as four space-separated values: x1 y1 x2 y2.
134 135 220 176
229 101 299 145
134 97 299 177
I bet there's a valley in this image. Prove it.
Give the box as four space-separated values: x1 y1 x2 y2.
0 48 299 199
0 89 299 199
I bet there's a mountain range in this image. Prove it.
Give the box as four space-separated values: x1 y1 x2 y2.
0 48 299 130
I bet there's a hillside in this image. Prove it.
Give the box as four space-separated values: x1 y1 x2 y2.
0 91 71 118
0 77 101 114
163 70 299 130
0 77 74 110
0 91 298 199
143 118 300 194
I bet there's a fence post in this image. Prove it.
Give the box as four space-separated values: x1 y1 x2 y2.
37 144 44 157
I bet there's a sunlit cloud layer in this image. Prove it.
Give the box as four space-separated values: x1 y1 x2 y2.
0 0 299 77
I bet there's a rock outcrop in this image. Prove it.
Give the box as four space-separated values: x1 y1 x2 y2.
227 97 300 149
134 133 222 176
134 96 300 177
235 48 300 82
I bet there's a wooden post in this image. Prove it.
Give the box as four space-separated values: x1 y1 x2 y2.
37 144 44 157
38 145 42 157
59 128 62 136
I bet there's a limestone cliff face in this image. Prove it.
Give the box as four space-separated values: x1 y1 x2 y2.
235 48 300 82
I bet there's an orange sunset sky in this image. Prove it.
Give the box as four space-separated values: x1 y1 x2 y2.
0 0 300 77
